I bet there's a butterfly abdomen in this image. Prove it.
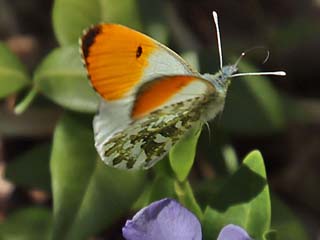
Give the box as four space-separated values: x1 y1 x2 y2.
201 93 226 122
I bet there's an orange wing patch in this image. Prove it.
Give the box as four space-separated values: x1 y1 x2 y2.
81 24 157 100
131 76 198 119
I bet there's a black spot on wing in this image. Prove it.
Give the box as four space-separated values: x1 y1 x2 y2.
81 25 102 59
136 45 143 58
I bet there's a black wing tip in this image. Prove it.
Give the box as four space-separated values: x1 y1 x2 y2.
81 25 102 59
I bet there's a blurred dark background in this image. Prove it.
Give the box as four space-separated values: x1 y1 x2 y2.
0 0 319 239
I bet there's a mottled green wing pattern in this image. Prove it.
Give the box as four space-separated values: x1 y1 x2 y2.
101 96 211 170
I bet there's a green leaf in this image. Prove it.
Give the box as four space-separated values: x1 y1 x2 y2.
50 112 145 240
149 174 176 202
222 61 287 134
174 181 203 220
0 105 60 137
272 17 320 51
52 0 101 45
34 46 99 112
0 207 52 240
52 0 144 45
0 42 30 98
50 113 96 240
264 229 278 240
138 0 169 43
153 155 174 176
14 87 38 114
202 150 271 240
100 0 142 30
132 183 152 210
271 195 309 240
5 143 51 192
222 145 239 174
67 162 145 240
198 50 290 135
169 123 202 182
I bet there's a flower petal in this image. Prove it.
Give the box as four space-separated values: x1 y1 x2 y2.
217 224 252 240
122 198 202 240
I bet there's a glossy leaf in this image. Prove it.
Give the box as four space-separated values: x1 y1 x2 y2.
0 42 30 98
138 0 168 43
222 61 287 134
52 0 143 46
50 113 96 240
0 106 60 137
202 150 271 240
14 87 38 114
34 46 99 112
175 180 203 220
222 145 239 174
153 155 174 176
52 0 101 45
198 51 290 135
5 143 51 192
273 17 320 51
264 230 277 240
0 207 52 240
100 0 142 30
68 163 145 239
271 196 309 240
132 183 152 210
149 174 176 203
169 123 202 182
50 113 145 240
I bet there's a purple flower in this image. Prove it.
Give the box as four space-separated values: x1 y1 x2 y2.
122 198 202 240
218 224 252 240
122 198 252 240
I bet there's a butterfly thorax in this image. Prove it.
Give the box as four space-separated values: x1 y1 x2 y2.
199 65 237 121
202 65 237 92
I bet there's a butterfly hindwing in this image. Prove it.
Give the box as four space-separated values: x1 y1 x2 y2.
131 75 216 119
101 96 209 169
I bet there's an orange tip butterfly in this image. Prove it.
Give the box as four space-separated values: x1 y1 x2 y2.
80 11 286 170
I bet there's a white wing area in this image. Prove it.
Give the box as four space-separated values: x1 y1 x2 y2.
93 46 195 163
141 44 196 82
93 97 133 156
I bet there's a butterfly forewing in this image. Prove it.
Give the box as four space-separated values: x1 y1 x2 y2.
81 24 195 102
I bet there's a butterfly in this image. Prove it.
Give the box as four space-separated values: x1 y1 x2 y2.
80 11 285 170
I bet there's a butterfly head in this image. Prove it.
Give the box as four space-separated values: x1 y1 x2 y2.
214 64 238 89
201 64 236 93
221 65 238 80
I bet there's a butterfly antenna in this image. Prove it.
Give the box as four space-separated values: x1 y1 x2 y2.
231 71 286 77
235 46 270 67
261 49 270 64
212 11 223 70
234 52 246 67
231 47 286 77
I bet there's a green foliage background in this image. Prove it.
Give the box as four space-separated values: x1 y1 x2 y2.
0 0 317 239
